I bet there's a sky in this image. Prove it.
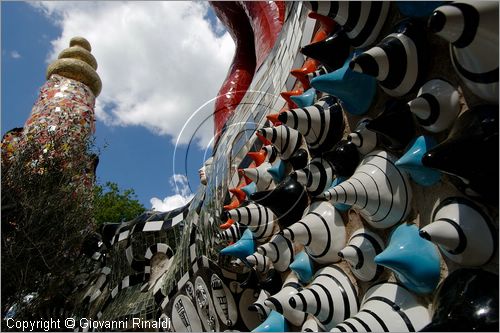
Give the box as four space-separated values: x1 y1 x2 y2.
1 1 235 211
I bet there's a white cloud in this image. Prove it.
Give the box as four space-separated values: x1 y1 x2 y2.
32 1 235 149
10 50 21 59
150 174 194 211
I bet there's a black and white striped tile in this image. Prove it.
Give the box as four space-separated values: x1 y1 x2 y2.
304 1 390 48
289 265 359 330
322 150 412 229
429 1 499 103
282 201 346 264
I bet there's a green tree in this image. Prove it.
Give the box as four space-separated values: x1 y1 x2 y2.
93 181 145 225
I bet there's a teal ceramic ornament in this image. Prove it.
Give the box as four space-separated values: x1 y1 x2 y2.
220 228 256 262
267 159 286 183
311 52 377 116
289 251 314 284
290 87 316 108
252 310 288 332
395 135 441 186
375 223 441 294
242 182 257 197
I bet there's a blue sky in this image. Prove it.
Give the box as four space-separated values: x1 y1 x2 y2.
2 2 234 210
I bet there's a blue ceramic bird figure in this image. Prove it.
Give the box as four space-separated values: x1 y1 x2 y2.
396 135 441 186
267 159 286 183
241 182 257 197
375 223 441 294
220 228 256 263
311 51 377 116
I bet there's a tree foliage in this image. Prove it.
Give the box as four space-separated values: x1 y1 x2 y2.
93 182 145 225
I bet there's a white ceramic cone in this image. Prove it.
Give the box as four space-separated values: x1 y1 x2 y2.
256 234 294 272
263 271 307 327
408 79 460 133
347 118 377 155
241 162 276 192
226 203 276 242
258 126 305 160
248 289 272 322
219 223 243 243
289 265 359 330
322 150 412 229
430 2 498 103
420 197 496 266
246 252 273 274
282 201 346 264
339 228 385 282
293 158 336 197
331 282 431 332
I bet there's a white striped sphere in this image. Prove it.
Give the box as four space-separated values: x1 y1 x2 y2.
258 125 305 161
241 162 276 192
420 197 495 266
322 150 412 229
331 282 431 332
282 201 346 264
339 228 385 282
246 252 273 274
350 19 428 97
347 117 377 155
249 289 272 322
257 234 294 272
293 157 336 197
289 265 359 330
219 222 245 243
408 79 460 133
279 96 345 152
305 1 390 48
430 1 499 103
226 203 276 242
264 271 308 327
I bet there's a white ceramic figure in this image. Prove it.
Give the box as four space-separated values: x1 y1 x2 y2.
408 79 460 133
429 1 499 103
347 118 377 155
210 274 238 327
282 201 346 264
289 265 359 330
339 228 385 282
195 276 220 331
350 18 428 97
171 294 204 332
322 150 412 229
256 234 294 272
257 125 306 161
330 282 431 332
304 1 390 48
225 203 276 242
219 222 244 243
241 162 276 192
263 271 308 327
278 95 345 152
302 315 322 332
420 197 496 266
246 252 273 274
248 289 272 323
292 157 335 197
